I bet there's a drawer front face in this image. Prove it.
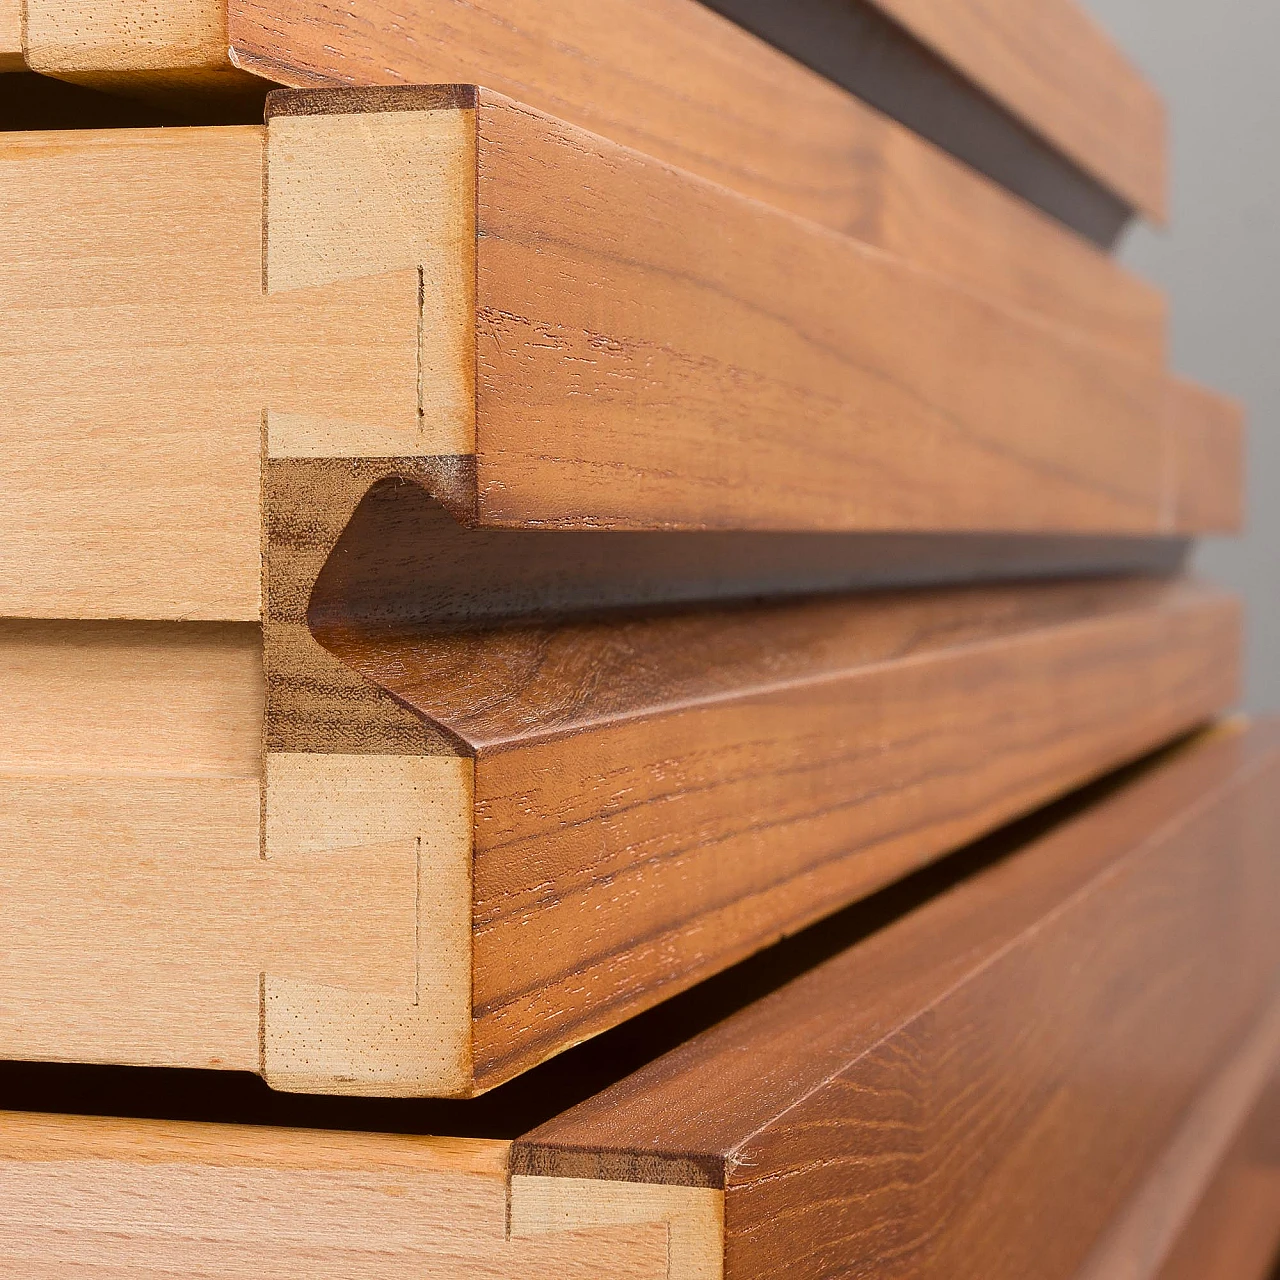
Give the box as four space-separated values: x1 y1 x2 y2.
516 725 1280 1280
0 92 1236 622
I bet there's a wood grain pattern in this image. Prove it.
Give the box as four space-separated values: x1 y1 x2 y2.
0 579 1239 1095
288 568 1238 1090
1154 1077 1280 1280
0 122 417 620
19 0 1166 358
464 89 1167 534
1 97 1228 620
515 721 1280 1278
0 1116 717 1279
862 0 1167 221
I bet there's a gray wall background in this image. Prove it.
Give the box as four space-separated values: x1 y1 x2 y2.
1081 0 1280 710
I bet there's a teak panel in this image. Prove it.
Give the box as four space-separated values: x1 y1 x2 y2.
516 722 1280 1279
20 0 1165 359
1076 1002 1280 1280
0 578 1241 1095
1154 1077 1280 1280
696 0 1133 248
862 0 1167 221
0 95 1235 620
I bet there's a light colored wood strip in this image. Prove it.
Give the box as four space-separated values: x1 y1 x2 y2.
0 1118 679 1279
0 619 262 776
20 0 260 108
262 752 474 1097
0 621 473 1084
0 0 21 71
512 1177 724 1280
0 123 419 621
264 98 477 458
865 0 1167 220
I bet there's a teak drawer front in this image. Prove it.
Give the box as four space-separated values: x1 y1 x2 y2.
2 723 1278 1278
17 0 1164 358
0 578 1242 1095
0 89 1239 621
515 721 1280 1279
1153 1075 1280 1280
859 0 1166 221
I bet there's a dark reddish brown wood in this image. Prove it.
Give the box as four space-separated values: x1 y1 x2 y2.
1155 1077 1280 1280
514 722 1280 1279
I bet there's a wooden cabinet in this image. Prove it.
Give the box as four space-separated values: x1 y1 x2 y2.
0 0 1272 1271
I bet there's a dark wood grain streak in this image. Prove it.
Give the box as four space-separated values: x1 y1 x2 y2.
514 723 1280 1280
239 0 1167 363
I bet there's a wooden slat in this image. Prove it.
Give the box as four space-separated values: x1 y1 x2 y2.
19 0 1164 359
1076 1003 1280 1280
0 96 1231 621
515 722 1280 1278
0 578 1241 1095
860 0 1167 221
2 724 1276 1279
699 0 1134 247
1154 1078 1280 1280
1168 376 1246 534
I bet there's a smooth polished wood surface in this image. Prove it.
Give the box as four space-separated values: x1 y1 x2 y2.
863 0 1167 221
1168 376 1246 533
0 578 1238 1095
0 97 1231 619
1154 1077 1280 1280
20 0 260 107
20 0 1165 357
1076 1002 1280 1280
516 722 1280 1278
